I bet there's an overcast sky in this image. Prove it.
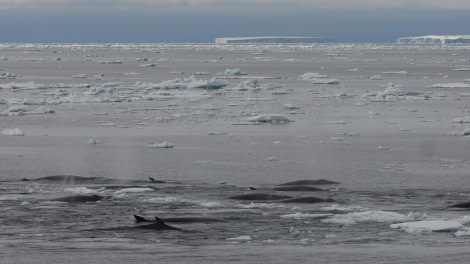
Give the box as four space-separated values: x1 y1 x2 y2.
1 0 469 43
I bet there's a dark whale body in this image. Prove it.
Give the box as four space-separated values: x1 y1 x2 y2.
134 216 181 230
279 196 334 203
22 175 102 183
51 195 104 203
229 193 293 201
449 202 470 209
134 214 225 224
278 179 340 186
273 186 324 192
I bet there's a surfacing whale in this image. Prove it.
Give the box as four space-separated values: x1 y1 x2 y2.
449 202 470 209
229 193 293 201
134 214 225 224
134 215 181 230
22 175 102 183
278 196 334 203
278 179 340 186
273 186 324 192
51 195 105 203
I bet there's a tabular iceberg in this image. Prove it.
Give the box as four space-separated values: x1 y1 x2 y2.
397 35 470 44
215 36 336 44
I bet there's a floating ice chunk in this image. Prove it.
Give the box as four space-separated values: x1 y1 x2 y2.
312 78 339 84
321 211 425 225
152 76 228 90
222 68 246 76
141 197 181 204
146 141 174 148
1 128 25 136
23 98 46 105
463 125 470 136
0 72 17 79
114 187 154 194
363 83 423 102
34 106 55 114
238 79 258 89
369 75 383 80
140 63 157 67
226 235 252 241
299 72 328 80
64 187 106 195
86 138 102 144
320 204 365 212
6 105 29 113
280 213 332 219
72 73 88 79
283 103 301 110
453 117 470 123
390 220 463 234
431 83 470 88
455 228 470 237
247 114 292 123
382 71 407 75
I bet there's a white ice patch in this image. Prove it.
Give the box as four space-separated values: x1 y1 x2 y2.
1 128 25 136
64 186 106 195
312 78 339 84
390 220 463 234
280 213 333 219
321 211 426 225
141 197 183 204
226 235 252 241
362 83 424 102
146 141 174 148
299 72 328 80
320 204 366 212
247 114 292 123
431 83 470 88
150 75 228 90
455 228 470 237
114 187 154 195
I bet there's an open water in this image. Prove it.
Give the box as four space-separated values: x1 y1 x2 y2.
1 43 470 263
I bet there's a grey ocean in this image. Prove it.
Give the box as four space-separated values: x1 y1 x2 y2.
1 43 470 263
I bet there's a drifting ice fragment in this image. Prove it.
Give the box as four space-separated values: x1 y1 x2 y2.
247 114 292 123
1 128 25 136
390 220 463 234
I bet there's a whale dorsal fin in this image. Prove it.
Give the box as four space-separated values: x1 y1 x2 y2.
134 215 149 223
155 216 166 225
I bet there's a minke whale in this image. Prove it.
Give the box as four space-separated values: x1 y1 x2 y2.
229 193 334 203
22 175 102 183
272 186 324 192
229 193 293 201
134 215 225 223
50 195 105 203
449 202 470 209
134 215 181 230
277 179 340 186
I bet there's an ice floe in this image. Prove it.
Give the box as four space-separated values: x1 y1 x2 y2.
1 128 25 136
431 83 470 89
64 187 106 195
146 141 174 148
390 220 463 234
312 78 339 84
299 72 328 80
280 213 333 219
247 114 292 123
362 83 425 102
149 76 228 90
321 211 426 225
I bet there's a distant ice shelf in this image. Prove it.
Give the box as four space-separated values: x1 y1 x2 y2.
397 35 470 44
215 36 336 44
